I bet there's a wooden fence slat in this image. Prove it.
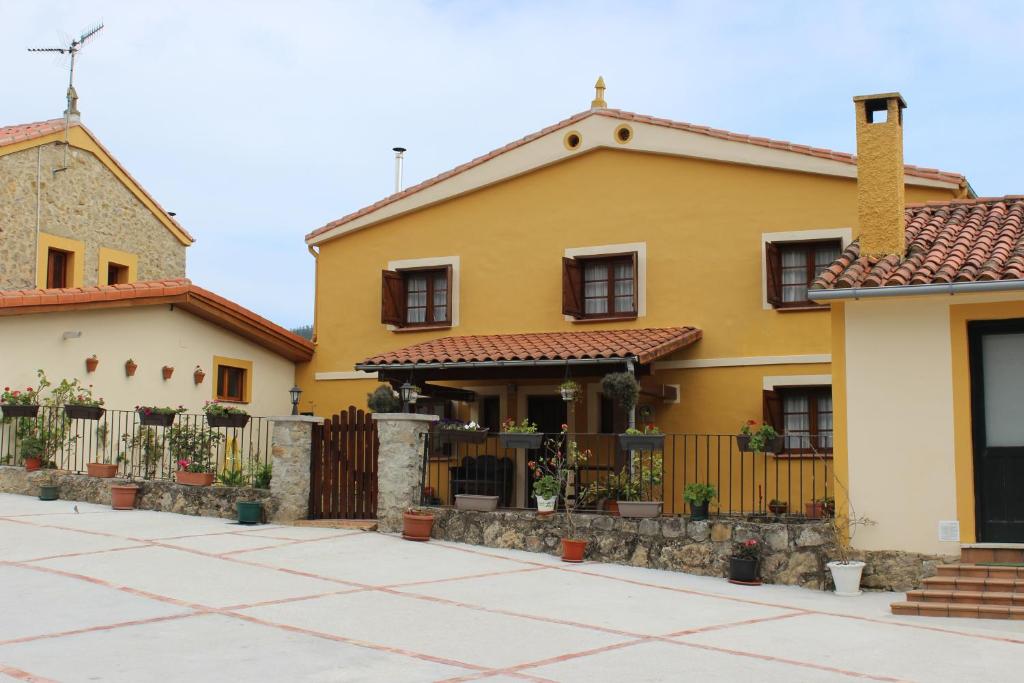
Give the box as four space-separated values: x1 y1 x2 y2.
308 406 379 520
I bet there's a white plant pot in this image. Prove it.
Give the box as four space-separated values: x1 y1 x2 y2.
536 495 556 513
827 560 865 597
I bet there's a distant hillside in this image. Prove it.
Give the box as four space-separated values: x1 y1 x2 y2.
290 324 314 340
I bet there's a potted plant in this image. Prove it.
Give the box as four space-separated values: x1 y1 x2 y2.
367 384 402 413
618 423 665 451
125 359 138 377
136 405 185 427
601 372 638 416
683 482 716 520
531 427 591 561
435 420 489 446
768 499 788 515
737 420 784 453
87 454 118 479
85 355 99 373
498 417 543 449
532 472 559 513
805 496 835 519
161 365 174 380
169 423 223 487
193 366 205 384
616 451 664 518
37 471 59 501
65 385 105 420
728 538 762 585
403 507 435 541
111 427 161 510
1 384 40 418
237 461 271 524
825 509 875 597
559 379 581 403
203 401 250 428
21 434 45 471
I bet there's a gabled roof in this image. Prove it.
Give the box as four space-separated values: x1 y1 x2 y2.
812 197 1024 291
355 327 702 369
0 118 194 246
308 107 968 246
0 279 313 362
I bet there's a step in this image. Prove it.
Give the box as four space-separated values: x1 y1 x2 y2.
906 589 1024 606
891 601 1024 620
922 575 1024 593
936 563 1024 579
961 544 1024 565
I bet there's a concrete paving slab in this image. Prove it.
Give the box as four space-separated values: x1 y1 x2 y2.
0 612 468 683
0 495 110 516
239 525 363 540
30 545 345 608
401 566 795 636
158 531 305 555
0 518 142 562
239 590 629 669
0 564 188 643
17 507 261 540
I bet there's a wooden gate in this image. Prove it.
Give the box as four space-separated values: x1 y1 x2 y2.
309 406 378 519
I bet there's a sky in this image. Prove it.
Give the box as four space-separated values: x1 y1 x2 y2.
2 1 1023 328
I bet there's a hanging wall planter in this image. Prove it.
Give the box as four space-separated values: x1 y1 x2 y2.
498 432 543 449
161 366 174 381
193 366 205 385
137 408 178 427
65 404 105 420
1 404 39 418
436 428 489 446
85 355 99 373
617 433 665 451
125 359 138 377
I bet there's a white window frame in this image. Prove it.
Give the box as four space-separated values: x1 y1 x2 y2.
386 255 460 330
760 228 852 310
564 241 647 320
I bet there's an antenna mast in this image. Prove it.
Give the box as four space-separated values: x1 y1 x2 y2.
28 22 104 170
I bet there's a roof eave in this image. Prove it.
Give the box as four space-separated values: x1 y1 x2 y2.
809 279 1024 301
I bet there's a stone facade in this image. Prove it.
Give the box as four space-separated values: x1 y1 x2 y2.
0 141 186 290
269 415 321 522
0 466 274 520
372 413 438 533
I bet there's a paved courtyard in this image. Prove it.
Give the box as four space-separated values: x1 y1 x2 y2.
1 494 1022 682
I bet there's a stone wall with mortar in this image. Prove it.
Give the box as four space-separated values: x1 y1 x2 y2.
270 416 321 522
0 142 186 290
0 466 274 520
427 508 957 591
373 413 438 533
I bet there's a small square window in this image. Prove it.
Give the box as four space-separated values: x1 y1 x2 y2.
563 253 637 320
766 240 842 308
775 386 833 454
381 266 452 328
46 248 71 289
216 365 247 402
107 263 130 285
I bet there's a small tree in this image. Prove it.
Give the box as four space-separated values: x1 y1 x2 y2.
367 385 402 413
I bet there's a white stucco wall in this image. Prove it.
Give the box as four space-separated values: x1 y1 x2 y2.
0 306 295 416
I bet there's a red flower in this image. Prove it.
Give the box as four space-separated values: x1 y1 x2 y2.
747 419 757 426
560 423 568 431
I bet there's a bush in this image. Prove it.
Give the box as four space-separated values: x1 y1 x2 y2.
367 385 401 413
601 372 639 411
683 482 717 505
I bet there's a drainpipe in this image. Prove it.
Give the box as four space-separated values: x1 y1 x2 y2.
808 279 1024 302
34 145 42 288
625 359 637 431
307 244 319 344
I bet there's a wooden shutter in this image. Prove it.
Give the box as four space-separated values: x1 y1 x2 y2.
562 257 584 318
381 270 405 326
762 389 784 431
765 242 782 308
629 251 639 314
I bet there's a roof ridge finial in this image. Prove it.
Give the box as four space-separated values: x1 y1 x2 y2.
591 76 606 109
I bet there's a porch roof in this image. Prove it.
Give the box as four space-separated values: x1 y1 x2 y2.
354 327 702 371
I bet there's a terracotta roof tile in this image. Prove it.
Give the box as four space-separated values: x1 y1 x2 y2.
812 197 1024 290
356 327 702 368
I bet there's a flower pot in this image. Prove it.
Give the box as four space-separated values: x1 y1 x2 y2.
87 462 118 478
827 560 866 596
138 410 176 427
402 511 435 541
728 557 761 585
536 495 556 513
85 356 99 373
65 404 105 420
617 501 663 518
689 500 710 520
498 432 543 449
162 366 174 380
175 471 214 487
560 387 577 402
2 404 39 418
765 436 785 453
237 501 263 525
617 434 665 451
455 494 499 512
561 538 587 563
38 484 59 501
736 434 752 452
207 413 250 429
805 502 834 519
768 501 788 515
193 369 205 385
437 429 489 446
111 484 139 510
125 361 138 377
24 456 42 472
604 499 620 516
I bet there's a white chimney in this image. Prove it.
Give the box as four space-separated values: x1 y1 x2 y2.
392 147 406 194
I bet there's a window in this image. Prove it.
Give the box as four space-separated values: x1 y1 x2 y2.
107 263 130 285
98 247 138 286
766 240 842 308
562 253 637 320
764 387 833 454
381 266 452 328
216 365 246 402
46 248 71 289
479 396 501 433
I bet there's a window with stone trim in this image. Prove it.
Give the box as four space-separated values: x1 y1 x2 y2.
766 240 842 308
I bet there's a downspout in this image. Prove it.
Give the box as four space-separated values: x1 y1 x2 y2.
34 145 42 288
307 244 319 343
625 359 637 431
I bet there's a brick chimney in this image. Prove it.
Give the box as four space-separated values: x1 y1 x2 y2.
853 92 907 257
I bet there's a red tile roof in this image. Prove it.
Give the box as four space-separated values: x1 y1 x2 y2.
812 197 1024 290
0 278 313 361
307 108 966 243
356 327 702 368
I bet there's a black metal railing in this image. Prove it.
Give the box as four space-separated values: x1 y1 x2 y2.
0 407 273 485
421 431 833 517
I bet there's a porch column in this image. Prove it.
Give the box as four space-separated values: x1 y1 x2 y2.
269 415 323 522
372 412 438 533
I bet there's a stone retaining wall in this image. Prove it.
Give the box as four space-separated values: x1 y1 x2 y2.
0 466 274 520
427 508 956 591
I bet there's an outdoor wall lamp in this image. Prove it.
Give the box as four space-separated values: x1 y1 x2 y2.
399 381 418 412
289 385 302 415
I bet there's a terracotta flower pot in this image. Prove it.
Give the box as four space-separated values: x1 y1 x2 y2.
85 356 99 373
604 499 620 516
111 484 140 510
125 360 138 377
402 511 435 541
24 456 42 472
561 538 587 563
176 470 214 487
161 366 174 380
193 369 205 385
87 462 118 478
768 501 788 515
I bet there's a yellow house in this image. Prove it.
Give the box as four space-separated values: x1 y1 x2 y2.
299 81 968 514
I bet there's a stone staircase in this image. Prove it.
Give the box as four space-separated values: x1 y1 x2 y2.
891 544 1024 619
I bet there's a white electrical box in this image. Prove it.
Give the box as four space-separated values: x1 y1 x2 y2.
938 520 960 543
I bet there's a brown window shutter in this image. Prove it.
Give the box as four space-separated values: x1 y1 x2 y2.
562 257 584 318
629 251 639 314
762 389 784 432
381 270 405 326
765 242 782 308
444 264 453 323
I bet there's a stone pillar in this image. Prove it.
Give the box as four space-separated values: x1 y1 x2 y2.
372 412 438 533
269 415 322 522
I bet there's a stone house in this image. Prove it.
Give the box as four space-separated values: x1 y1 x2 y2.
0 113 192 291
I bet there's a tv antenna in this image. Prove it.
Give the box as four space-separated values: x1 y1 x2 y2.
28 22 105 171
